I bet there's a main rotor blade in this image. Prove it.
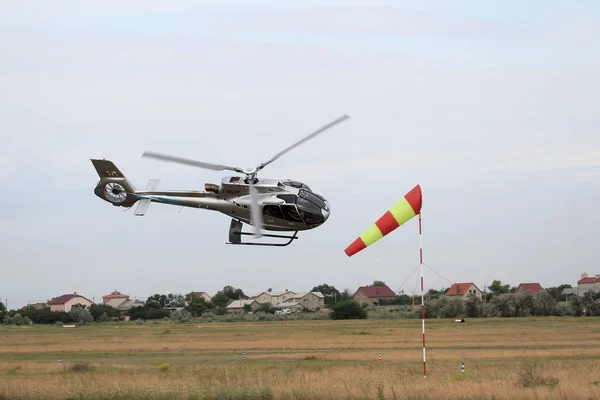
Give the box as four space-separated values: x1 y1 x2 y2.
141 151 244 173
255 114 350 172
248 184 263 237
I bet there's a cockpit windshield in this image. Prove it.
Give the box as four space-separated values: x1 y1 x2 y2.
298 189 327 211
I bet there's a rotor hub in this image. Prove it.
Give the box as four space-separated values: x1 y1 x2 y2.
244 167 257 175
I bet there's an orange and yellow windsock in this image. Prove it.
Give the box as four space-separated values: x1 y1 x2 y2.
344 184 422 257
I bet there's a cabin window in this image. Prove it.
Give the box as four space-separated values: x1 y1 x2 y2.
281 205 303 222
263 205 284 220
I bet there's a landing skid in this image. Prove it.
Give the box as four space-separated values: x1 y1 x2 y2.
226 219 299 247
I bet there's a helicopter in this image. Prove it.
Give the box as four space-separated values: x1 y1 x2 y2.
90 114 350 247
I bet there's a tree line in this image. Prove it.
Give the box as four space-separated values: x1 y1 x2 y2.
2 280 599 324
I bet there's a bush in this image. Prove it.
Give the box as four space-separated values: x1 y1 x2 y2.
69 307 94 325
97 312 110 322
169 309 191 323
3 313 33 326
157 363 169 372
330 300 367 320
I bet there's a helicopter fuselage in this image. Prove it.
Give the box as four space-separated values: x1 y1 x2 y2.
121 176 330 232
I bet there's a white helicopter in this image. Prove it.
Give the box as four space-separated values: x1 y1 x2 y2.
90 114 350 246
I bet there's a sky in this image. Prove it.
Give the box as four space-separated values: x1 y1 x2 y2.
1 1 599 308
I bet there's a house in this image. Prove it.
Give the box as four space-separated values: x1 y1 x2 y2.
276 291 325 312
274 302 304 313
189 291 211 302
516 283 543 294
106 298 145 311
20 302 48 311
47 293 92 312
353 285 396 305
578 273 600 295
226 299 260 314
102 290 130 305
252 289 296 305
444 283 483 300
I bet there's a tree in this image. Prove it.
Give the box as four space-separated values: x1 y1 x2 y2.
465 294 483 318
311 283 341 306
0 301 5 312
488 280 511 296
220 286 247 300
258 302 275 314
210 292 231 308
89 304 120 321
69 305 94 325
426 289 444 300
185 293 210 317
372 280 386 286
128 305 170 320
534 290 556 316
515 292 535 316
581 292 599 316
146 294 168 308
339 289 353 302
545 284 572 302
485 296 513 317
569 295 584 316
330 300 367 320
442 297 465 318
146 294 185 308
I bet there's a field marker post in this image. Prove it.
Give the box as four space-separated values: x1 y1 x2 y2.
243 352 247 360
461 362 465 373
419 213 426 378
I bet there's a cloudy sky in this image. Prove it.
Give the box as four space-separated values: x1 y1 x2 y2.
1 1 599 308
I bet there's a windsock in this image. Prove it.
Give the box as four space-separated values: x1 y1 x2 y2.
344 184 422 257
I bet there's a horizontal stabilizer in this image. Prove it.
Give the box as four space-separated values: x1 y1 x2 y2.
134 179 160 216
134 199 151 216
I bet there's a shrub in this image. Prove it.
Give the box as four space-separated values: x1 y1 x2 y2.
68 307 93 325
97 312 110 322
157 363 169 372
330 300 367 320
3 313 33 326
169 309 192 323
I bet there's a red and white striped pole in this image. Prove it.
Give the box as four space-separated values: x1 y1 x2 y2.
419 213 426 378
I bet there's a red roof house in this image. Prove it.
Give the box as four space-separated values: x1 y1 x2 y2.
102 290 130 305
578 274 600 285
353 285 396 305
186 291 212 304
47 293 92 312
445 282 483 299
516 283 543 294
577 273 600 294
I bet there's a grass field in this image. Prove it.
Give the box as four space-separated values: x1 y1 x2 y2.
1 317 600 399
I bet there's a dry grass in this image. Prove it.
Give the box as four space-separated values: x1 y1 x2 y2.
1 317 600 399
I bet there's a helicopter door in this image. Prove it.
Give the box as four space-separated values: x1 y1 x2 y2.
280 204 304 226
263 204 284 224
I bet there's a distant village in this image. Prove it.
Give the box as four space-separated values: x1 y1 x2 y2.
2 272 599 322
